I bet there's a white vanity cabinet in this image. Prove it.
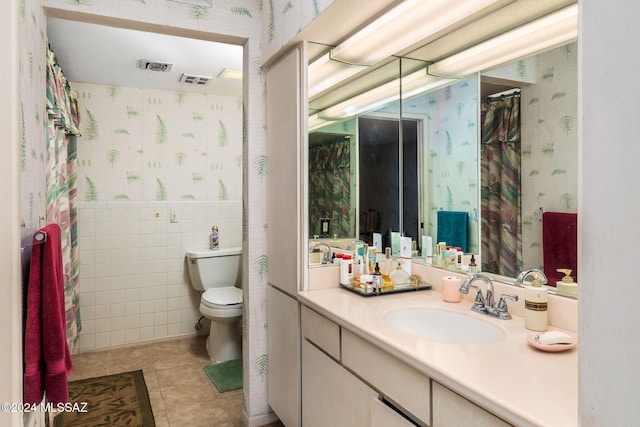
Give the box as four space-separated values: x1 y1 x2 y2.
431 381 511 427
301 306 425 427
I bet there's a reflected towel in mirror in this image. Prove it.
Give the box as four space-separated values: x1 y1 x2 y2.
437 211 468 253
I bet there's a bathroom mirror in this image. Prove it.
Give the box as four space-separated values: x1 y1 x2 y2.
306 6 579 298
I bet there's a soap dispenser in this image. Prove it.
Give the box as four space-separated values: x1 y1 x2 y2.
556 269 578 296
524 272 548 331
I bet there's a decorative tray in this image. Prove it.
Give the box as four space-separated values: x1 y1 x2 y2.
340 275 431 296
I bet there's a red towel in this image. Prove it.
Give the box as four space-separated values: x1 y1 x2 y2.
23 224 73 405
542 212 578 286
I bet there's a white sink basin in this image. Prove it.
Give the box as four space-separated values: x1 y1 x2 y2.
384 308 506 345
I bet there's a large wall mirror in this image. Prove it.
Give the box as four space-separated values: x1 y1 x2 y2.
306 2 578 298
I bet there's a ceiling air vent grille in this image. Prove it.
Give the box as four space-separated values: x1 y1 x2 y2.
179 74 212 85
138 59 173 72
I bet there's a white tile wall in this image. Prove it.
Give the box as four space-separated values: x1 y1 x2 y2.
77 200 242 351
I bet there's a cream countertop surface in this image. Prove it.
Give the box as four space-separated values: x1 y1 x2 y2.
297 286 578 427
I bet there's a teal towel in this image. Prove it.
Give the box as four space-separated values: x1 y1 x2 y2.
437 211 468 253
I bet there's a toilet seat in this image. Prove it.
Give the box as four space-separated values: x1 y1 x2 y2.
201 287 242 309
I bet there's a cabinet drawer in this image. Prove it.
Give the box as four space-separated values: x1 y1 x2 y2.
342 329 430 423
432 381 511 427
370 396 416 427
301 305 341 360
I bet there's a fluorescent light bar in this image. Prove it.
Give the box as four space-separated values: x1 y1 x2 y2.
308 53 368 98
217 68 243 80
317 69 455 121
331 0 512 66
429 4 578 79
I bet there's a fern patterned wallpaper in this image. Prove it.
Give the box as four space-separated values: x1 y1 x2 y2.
520 43 578 270
72 83 242 202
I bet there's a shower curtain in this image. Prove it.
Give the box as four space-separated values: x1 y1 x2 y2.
46 45 82 353
480 95 522 277
308 139 352 237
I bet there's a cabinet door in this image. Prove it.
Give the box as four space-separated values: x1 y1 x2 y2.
432 381 511 427
266 45 305 296
268 286 300 427
302 340 377 427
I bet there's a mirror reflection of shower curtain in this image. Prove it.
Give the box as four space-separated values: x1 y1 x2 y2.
308 138 353 238
46 45 82 353
480 95 522 277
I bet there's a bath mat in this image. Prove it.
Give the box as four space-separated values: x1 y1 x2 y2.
204 359 243 393
53 369 155 427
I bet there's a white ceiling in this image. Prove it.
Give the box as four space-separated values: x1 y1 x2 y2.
47 18 243 97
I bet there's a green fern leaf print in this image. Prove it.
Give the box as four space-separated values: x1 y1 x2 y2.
127 106 139 118
253 354 268 381
114 128 129 135
253 254 268 280
193 173 204 183
234 155 242 168
20 102 26 171
189 5 210 20
193 112 204 121
446 186 453 211
107 85 120 100
181 194 196 200
529 170 540 176
457 161 465 175
268 0 275 42
114 194 129 200
156 114 167 144
106 149 121 167
542 144 554 156
282 2 292 13
156 178 167 201
561 193 575 210
231 6 252 16
445 131 453 156
517 60 527 79
218 179 228 200
456 102 464 116
560 116 575 136
253 155 267 180
528 98 539 105
85 109 98 140
175 152 187 168
181 132 195 139
552 169 567 176
542 68 554 81
218 120 228 147
551 92 567 101
85 176 98 201
126 171 139 183
176 92 186 105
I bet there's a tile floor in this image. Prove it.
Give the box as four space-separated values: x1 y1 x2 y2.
67 335 284 427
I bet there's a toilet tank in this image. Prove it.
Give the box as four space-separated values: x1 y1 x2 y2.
185 247 242 291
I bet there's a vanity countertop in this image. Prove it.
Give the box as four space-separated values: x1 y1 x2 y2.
298 287 578 427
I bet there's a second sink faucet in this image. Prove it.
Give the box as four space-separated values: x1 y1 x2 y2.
515 268 548 286
309 242 332 264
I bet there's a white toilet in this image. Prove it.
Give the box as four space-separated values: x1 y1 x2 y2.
185 247 242 362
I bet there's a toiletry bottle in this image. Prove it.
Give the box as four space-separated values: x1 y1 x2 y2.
556 269 578 296
455 247 463 269
468 254 477 274
390 261 410 287
210 225 219 249
381 248 393 290
524 273 548 331
373 263 382 292
340 255 353 286
368 247 377 275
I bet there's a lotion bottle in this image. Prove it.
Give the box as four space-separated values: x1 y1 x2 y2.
524 273 548 331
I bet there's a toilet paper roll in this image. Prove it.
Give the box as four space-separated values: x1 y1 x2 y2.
441 276 462 303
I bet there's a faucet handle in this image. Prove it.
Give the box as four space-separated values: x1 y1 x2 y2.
493 293 519 320
468 284 487 314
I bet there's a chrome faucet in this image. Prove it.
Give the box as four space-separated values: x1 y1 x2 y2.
346 239 367 251
515 268 548 286
460 273 518 319
309 242 332 264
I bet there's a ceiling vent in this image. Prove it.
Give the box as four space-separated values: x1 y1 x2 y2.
180 73 212 85
138 59 173 72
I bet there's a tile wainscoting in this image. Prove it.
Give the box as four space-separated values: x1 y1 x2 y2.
76 200 242 351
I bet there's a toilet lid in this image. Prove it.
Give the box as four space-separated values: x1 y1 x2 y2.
202 287 243 306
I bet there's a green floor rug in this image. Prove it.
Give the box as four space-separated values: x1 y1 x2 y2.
204 359 243 393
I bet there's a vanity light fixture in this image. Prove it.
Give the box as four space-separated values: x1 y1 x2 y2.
428 4 578 79
330 0 513 66
317 69 455 121
308 0 512 98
